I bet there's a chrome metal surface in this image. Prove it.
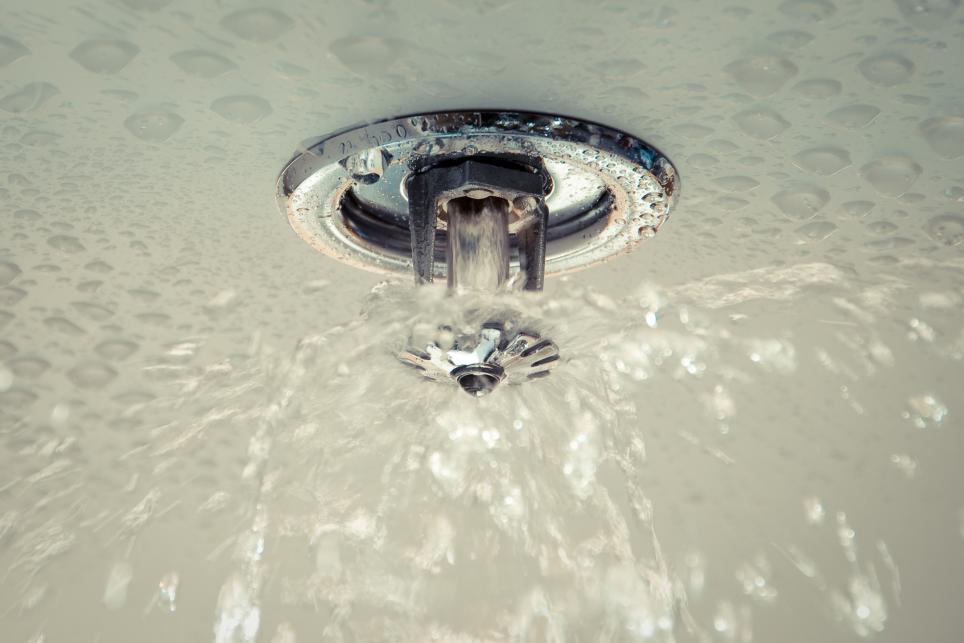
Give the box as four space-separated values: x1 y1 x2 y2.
398 321 559 397
277 110 679 279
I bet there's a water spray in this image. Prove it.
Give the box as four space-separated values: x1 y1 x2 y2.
277 111 679 395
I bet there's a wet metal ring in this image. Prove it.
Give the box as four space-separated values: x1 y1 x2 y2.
276 110 679 279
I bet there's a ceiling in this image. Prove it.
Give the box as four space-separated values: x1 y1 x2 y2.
1 0 963 641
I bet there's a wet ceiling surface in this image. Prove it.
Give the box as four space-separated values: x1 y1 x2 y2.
1 0 963 641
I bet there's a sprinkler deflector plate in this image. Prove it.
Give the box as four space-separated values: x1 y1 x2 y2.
277 110 679 278
398 322 560 396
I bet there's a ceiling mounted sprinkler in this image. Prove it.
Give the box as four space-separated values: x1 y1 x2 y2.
277 110 679 395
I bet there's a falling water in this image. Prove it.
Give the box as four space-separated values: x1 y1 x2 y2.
4 261 961 641
188 261 951 641
445 196 512 294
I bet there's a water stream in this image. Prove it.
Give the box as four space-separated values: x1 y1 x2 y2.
3 261 962 642
193 260 957 641
445 197 513 294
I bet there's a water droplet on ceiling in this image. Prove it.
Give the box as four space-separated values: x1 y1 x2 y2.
69 40 139 74
170 50 236 78
732 107 790 139
220 8 294 42
0 35 29 67
771 185 831 220
825 104 880 129
918 116 964 159
792 146 852 175
858 52 915 86
793 77 843 99
0 83 59 114
124 112 184 143
330 35 415 76
724 56 799 96
924 213 964 246
859 156 922 197
210 95 272 124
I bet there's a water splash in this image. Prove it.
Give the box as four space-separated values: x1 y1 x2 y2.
213 336 325 643
103 560 133 610
905 394 948 428
23 260 957 640
831 513 889 637
158 572 179 612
